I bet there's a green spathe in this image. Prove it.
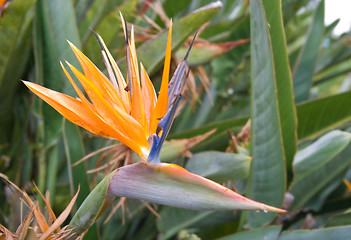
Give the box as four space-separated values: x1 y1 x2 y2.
108 162 286 212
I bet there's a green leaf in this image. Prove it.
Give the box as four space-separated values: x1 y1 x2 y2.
244 0 286 227
118 1 223 75
279 226 351 240
171 88 351 152
170 116 248 153
297 90 351 140
0 0 35 143
219 226 282 240
162 0 192 19
176 40 250 66
303 169 346 211
78 0 124 43
326 212 351 227
33 0 83 215
157 208 214 240
0 0 35 88
69 170 116 236
160 130 215 162
293 0 324 103
200 15 249 42
62 120 91 210
185 151 251 182
314 60 351 86
315 32 351 78
289 131 351 211
34 0 81 145
262 0 297 167
170 116 248 140
293 130 351 182
82 0 137 66
74 0 95 25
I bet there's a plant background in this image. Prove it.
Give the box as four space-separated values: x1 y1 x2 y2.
1 0 351 239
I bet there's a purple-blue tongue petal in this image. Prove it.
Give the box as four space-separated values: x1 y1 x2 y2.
148 33 198 164
148 95 182 163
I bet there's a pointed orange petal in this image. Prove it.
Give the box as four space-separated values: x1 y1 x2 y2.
24 81 149 158
150 21 172 134
97 34 130 112
130 26 139 78
61 63 131 141
24 81 116 138
67 41 128 113
67 66 150 151
140 63 156 132
65 61 126 117
128 30 148 137
60 61 92 110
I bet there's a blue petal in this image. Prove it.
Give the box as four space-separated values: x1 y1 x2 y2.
148 32 198 163
148 95 182 163
168 61 187 108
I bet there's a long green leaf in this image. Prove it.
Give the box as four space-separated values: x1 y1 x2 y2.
32 3 93 237
62 120 91 210
293 0 324 103
326 212 351 227
171 89 351 151
118 1 223 75
78 0 124 43
244 0 286 227
157 208 214 240
34 0 81 146
304 169 347 211
170 116 248 139
82 0 137 65
219 226 281 240
279 226 351 240
289 131 351 211
185 151 250 182
0 0 35 143
262 0 297 167
297 90 351 140
69 170 116 237
0 0 35 87
293 130 351 182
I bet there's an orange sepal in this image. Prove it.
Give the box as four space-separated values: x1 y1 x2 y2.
140 63 156 132
66 65 150 152
150 21 173 135
128 29 148 137
67 41 128 113
23 81 149 159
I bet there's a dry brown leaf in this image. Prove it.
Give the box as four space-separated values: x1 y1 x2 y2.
33 182 58 231
73 143 119 167
38 186 80 240
0 173 49 233
0 224 15 240
237 119 251 143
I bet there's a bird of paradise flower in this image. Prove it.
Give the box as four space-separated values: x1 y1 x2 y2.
23 15 187 165
23 15 285 233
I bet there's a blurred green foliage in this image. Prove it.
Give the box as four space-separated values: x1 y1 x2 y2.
1 0 351 239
